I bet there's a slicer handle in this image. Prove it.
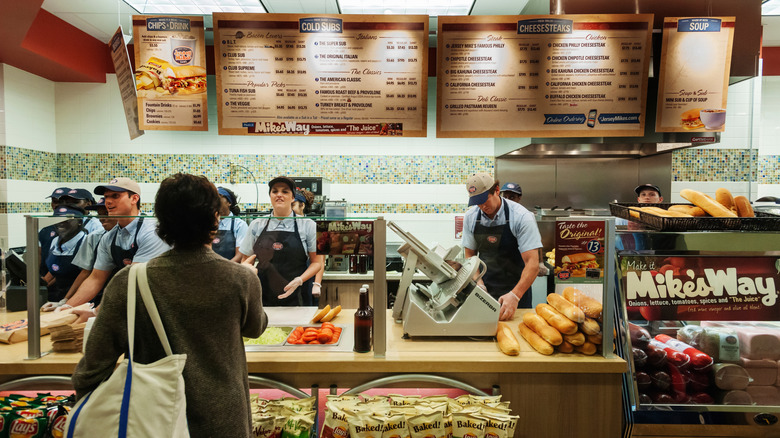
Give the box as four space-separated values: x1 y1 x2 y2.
475 259 487 282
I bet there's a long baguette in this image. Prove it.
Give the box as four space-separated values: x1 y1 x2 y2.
547 293 585 323
715 188 736 214
523 313 563 346
680 189 737 217
496 322 520 356
517 322 554 355
734 196 754 218
640 206 691 218
562 287 603 320
535 303 578 335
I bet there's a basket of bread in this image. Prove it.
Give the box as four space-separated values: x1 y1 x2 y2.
610 188 780 231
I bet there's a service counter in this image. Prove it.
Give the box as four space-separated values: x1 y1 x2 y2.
0 307 626 437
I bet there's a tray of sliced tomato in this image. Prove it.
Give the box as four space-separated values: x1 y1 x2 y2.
284 322 343 346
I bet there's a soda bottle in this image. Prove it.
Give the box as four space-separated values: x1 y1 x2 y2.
354 287 373 352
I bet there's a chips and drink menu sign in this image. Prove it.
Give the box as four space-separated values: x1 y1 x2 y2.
109 27 144 140
213 14 428 136
437 14 653 138
554 220 605 284
621 255 780 321
132 15 208 131
655 17 735 133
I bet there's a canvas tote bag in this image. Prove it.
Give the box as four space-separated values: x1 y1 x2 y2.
65 263 189 437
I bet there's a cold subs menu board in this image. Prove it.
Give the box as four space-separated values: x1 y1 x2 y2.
437 15 653 138
132 16 208 131
214 14 428 136
656 17 735 133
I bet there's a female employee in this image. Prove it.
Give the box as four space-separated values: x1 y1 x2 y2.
44 205 88 304
213 187 249 262
292 189 324 305
240 176 323 306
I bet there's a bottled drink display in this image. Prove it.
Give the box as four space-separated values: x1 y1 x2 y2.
354 287 373 353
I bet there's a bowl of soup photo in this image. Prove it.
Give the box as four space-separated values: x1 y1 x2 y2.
699 109 726 130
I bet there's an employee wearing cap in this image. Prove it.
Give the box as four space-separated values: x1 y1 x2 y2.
239 176 323 306
213 187 249 262
635 184 663 203
39 187 71 287
42 205 89 307
462 173 542 320
292 189 324 305
59 188 103 234
500 182 523 204
60 177 170 309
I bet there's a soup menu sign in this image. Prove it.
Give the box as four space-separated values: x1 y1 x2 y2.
655 17 735 133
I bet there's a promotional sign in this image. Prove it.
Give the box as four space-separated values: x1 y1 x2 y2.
316 221 374 255
655 17 735 132
132 15 208 131
437 14 653 138
621 255 780 321
554 220 605 283
109 27 144 140
213 14 428 136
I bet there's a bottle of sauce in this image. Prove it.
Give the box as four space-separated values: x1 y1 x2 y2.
354 287 373 352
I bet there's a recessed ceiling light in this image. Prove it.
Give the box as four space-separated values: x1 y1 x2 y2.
123 0 267 14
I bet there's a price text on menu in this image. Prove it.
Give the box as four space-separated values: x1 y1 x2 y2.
437 14 653 138
213 14 428 136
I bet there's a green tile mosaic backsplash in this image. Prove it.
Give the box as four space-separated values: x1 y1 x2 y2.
671 148 759 182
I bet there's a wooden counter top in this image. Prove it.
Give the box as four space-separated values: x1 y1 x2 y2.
0 307 625 377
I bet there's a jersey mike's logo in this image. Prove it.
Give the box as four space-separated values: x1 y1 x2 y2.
213 237 221 244
273 242 284 250
52 264 60 272
487 236 498 243
123 258 132 266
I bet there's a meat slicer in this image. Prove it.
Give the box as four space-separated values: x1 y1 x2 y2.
388 221 499 337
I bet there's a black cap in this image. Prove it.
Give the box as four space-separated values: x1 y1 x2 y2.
268 176 296 193
63 188 96 203
46 187 71 199
635 184 661 196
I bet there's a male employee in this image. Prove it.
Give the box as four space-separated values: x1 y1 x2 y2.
635 183 663 203
462 173 542 321
500 182 523 204
59 177 169 309
59 188 103 234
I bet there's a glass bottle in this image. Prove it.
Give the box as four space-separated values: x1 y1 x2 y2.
354 287 373 353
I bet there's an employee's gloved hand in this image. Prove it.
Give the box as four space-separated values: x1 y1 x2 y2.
279 276 303 299
53 303 73 313
312 282 322 297
497 292 520 321
240 254 257 275
41 299 67 312
538 262 550 276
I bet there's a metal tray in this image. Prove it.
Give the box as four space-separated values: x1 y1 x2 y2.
244 325 293 349
283 324 344 347
610 203 780 232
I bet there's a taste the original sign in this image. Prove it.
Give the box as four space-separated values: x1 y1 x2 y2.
621 255 780 321
554 220 604 284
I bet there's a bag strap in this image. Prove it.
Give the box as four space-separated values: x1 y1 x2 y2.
127 263 174 357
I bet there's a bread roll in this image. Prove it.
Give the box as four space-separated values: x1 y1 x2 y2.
562 287 603 320
734 196 754 218
558 340 575 353
517 322 554 355
563 331 586 346
716 188 737 213
640 206 691 217
680 189 738 217
523 313 563 346
575 341 598 355
587 332 603 345
579 317 601 336
668 205 694 214
547 293 585 323
688 206 706 217
535 303 578 335
496 322 520 356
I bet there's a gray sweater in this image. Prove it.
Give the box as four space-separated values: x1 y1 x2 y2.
72 246 267 438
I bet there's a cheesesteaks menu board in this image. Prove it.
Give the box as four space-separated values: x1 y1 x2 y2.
213 14 428 136
437 15 653 138
132 15 208 131
655 17 735 133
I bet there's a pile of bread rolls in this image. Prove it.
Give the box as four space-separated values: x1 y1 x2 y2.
496 287 604 356
629 188 754 219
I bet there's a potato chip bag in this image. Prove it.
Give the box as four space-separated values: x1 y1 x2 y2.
252 414 278 438
348 413 385 438
408 412 446 438
321 402 351 438
382 413 411 438
452 413 487 438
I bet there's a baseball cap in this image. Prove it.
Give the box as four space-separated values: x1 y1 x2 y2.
294 191 306 203
500 182 522 196
217 187 235 206
635 184 661 196
268 176 296 193
84 198 106 211
46 187 71 199
53 205 85 217
466 172 496 206
94 177 141 195
63 188 96 203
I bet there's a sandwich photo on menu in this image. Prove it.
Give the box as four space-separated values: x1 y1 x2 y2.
560 253 599 277
135 57 206 96
680 108 705 130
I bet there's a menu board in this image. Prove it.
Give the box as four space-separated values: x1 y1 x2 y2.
316 221 374 256
437 15 653 138
554 220 605 284
132 15 208 131
109 27 144 140
655 17 735 133
213 14 428 136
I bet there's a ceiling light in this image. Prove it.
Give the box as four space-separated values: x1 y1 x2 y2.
339 0 474 16
123 0 267 14
764 0 780 15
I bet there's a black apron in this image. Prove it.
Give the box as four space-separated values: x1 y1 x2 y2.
473 201 532 308
212 217 237 259
100 217 145 306
252 214 308 307
38 225 58 297
45 233 86 302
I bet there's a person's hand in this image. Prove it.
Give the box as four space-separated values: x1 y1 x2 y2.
538 262 550 276
53 303 73 313
497 292 520 321
41 299 67 312
279 276 303 299
240 254 257 275
311 282 321 297
71 308 97 324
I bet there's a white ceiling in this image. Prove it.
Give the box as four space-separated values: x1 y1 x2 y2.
41 0 780 46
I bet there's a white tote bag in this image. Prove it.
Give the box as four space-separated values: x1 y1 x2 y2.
65 263 189 438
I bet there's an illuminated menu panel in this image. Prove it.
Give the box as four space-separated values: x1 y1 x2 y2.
655 17 735 133
214 14 428 136
437 15 653 138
